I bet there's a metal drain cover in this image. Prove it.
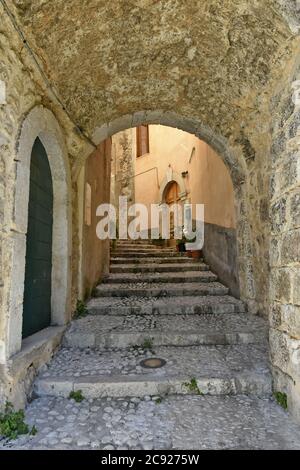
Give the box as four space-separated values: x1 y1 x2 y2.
140 358 166 369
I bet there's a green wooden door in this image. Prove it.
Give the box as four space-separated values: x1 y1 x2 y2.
22 137 53 338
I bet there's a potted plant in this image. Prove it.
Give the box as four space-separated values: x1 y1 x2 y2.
185 236 202 259
176 236 186 252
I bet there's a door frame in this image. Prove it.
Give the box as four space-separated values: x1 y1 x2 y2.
5 106 72 358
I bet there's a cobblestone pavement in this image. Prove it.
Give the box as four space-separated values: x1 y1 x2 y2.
2 242 299 450
38 344 270 380
65 312 267 335
1 395 300 450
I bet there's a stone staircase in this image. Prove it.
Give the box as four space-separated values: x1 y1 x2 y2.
35 240 271 401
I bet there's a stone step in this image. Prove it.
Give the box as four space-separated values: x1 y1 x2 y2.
111 250 179 257
35 344 272 399
110 263 209 273
103 271 218 284
116 240 157 245
63 313 268 349
112 243 176 251
86 295 246 315
111 257 203 264
94 282 229 298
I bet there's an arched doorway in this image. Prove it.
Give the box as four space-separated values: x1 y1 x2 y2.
164 181 180 239
22 138 54 338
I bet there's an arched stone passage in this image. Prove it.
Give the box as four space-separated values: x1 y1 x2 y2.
5 105 72 358
75 111 254 311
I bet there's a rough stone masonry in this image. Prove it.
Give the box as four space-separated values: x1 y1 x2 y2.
0 0 300 429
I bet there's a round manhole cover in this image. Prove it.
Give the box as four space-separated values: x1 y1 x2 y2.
140 358 166 369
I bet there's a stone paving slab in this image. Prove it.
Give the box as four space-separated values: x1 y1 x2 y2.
63 313 267 349
2 395 300 450
95 281 228 298
35 344 271 399
104 270 218 283
86 295 246 315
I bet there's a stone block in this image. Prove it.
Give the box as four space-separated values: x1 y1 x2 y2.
269 302 282 329
270 268 292 303
281 230 300 264
270 328 300 379
288 109 300 139
281 305 300 339
107 115 133 137
35 378 73 397
271 197 287 234
289 192 300 229
291 269 300 305
269 237 281 268
282 151 300 190
92 124 109 144
271 130 286 166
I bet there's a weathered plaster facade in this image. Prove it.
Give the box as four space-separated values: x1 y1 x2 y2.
81 139 112 299
0 1 299 421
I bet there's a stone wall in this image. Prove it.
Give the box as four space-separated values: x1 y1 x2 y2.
203 223 239 298
111 129 136 216
269 51 300 421
0 8 87 408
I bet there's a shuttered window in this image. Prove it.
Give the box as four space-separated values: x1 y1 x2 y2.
136 125 149 157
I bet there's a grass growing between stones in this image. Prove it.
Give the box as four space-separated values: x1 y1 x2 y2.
183 377 203 395
274 391 288 410
154 397 162 405
69 390 85 403
142 338 154 350
132 337 154 352
74 300 88 319
0 402 37 440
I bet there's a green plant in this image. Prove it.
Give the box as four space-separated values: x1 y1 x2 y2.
142 338 154 350
154 397 162 405
0 402 37 440
274 391 288 410
74 300 88 319
183 377 203 395
30 425 38 436
69 390 85 403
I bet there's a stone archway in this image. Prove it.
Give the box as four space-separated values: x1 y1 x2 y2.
5 105 72 358
84 111 254 311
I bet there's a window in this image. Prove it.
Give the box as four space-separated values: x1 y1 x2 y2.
85 182 92 226
136 125 149 157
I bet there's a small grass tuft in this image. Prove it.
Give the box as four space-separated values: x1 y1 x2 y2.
69 390 85 403
183 377 203 396
74 300 88 319
154 397 162 405
274 391 288 410
142 338 154 350
0 402 37 440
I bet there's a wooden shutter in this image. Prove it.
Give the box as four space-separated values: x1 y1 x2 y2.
136 125 149 157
